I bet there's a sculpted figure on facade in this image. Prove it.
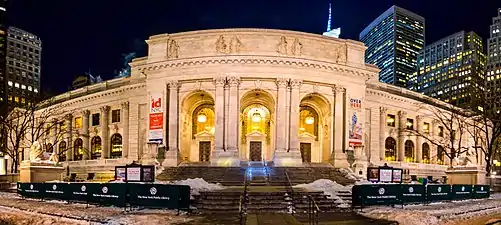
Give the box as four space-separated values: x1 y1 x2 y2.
277 36 288 55
336 44 347 63
29 141 44 162
229 36 243 54
291 38 303 56
215 35 227 54
167 39 179 59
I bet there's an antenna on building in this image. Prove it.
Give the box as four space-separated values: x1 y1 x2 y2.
322 1 341 38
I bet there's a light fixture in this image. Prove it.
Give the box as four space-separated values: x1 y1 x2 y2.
305 115 314 125
252 110 262 123
197 112 207 123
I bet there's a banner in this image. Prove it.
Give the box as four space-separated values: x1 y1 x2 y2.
352 184 400 206
348 111 363 146
128 183 190 209
426 184 451 202
126 167 141 181
451 185 473 200
472 185 490 199
87 183 127 207
400 184 425 203
149 93 164 143
18 183 44 199
43 183 67 200
67 183 92 203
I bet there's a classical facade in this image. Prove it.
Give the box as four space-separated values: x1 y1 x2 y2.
23 29 483 177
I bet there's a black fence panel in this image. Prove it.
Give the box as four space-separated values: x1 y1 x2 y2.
43 183 68 201
451 185 473 201
87 183 127 207
352 184 401 206
472 185 490 199
400 184 426 204
128 183 190 209
426 184 451 202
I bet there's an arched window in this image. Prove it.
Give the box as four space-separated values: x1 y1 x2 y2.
73 138 84 161
405 140 414 162
437 146 445 165
91 136 102 159
110 134 123 159
46 143 53 153
385 137 396 161
422 143 430 164
59 141 67 162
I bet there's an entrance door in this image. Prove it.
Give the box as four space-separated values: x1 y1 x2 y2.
300 143 312 163
249 141 262 161
199 141 211 162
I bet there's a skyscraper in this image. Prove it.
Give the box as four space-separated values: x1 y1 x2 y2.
0 0 7 117
359 6 425 87
323 2 341 38
413 31 486 109
5 27 42 108
486 8 501 103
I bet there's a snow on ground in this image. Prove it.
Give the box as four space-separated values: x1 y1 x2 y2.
0 205 89 225
294 179 350 203
172 178 225 196
338 168 365 181
360 193 501 225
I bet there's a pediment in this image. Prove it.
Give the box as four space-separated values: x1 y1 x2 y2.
246 131 266 137
194 130 214 138
299 132 316 139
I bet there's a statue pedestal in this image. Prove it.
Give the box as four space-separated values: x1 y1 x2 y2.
19 161 65 183
445 166 486 185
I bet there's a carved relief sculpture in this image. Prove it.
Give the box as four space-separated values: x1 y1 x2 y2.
216 35 227 54
291 38 303 56
167 39 179 59
229 36 243 53
214 77 226 87
275 78 288 88
277 36 288 55
29 141 44 162
335 44 347 63
254 80 262 89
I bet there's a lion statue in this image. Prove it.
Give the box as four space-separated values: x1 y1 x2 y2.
29 141 44 162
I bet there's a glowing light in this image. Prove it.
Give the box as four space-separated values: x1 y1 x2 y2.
305 116 315 125
300 127 305 131
197 113 207 123
252 112 262 123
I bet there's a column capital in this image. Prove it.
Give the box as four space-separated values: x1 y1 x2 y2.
227 76 240 87
416 115 424 121
290 79 302 89
213 77 226 87
121 101 129 110
168 80 180 89
276 78 288 88
100 105 110 114
82 110 90 117
398 110 407 117
432 119 440 126
380 107 388 115
332 85 346 94
64 114 73 121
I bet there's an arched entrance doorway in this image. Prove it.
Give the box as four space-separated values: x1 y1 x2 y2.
180 91 215 162
240 90 275 162
299 94 331 163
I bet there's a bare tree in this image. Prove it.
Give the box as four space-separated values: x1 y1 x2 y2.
0 98 72 173
465 93 501 176
401 104 470 167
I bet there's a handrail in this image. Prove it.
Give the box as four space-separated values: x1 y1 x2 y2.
307 195 320 225
284 171 296 215
239 168 250 225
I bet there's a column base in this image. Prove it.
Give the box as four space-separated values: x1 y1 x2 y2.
211 150 240 167
162 148 180 167
330 151 350 168
273 150 303 167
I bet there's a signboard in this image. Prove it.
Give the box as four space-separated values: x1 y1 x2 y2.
126 167 141 182
472 185 490 199
379 169 393 182
348 111 363 146
43 183 67 200
115 167 126 181
350 98 362 109
392 169 403 183
128 183 190 209
18 183 44 199
142 167 154 182
451 185 473 200
352 184 400 206
67 183 91 203
87 183 127 207
367 168 379 182
426 184 451 202
400 184 425 203
148 93 164 143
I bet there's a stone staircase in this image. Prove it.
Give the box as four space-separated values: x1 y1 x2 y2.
156 166 246 186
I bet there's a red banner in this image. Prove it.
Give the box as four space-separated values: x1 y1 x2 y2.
149 113 163 130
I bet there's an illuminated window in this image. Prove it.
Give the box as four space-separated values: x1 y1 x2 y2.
21 84 26 89
20 98 25 103
34 88 38 93
28 86 32 91
74 117 82 128
422 143 430 164
14 96 19 102
91 136 102 159
14 82 19 88
423 122 430 133
385 137 396 161
7 81 12 86
111 110 120 123
406 118 414 130
73 138 84 161
59 141 67 162
110 134 123 159
404 140 414 162
437 146 445 165
387 114 396 127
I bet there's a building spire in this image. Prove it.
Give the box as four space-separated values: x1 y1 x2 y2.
326 2 332 32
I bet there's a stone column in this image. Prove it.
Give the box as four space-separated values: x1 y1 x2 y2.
213 77 226 152
166 81 180 166
65 114 73 161
333 86 346 154
379 107 387 161
398 110 407 162
227 77 240 152
82 110 90 160
121 102 130 158
431 119 438 164
275 78 288 152
100 106 110 159
416 115 423 163
288 79 302 153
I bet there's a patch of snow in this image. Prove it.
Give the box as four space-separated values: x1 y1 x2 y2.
172 178 225 196
45 180 63 183
294 179 349 203
338 168 364 181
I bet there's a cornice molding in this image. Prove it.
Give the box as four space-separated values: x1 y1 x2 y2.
57 83 146 108
136 56 376 79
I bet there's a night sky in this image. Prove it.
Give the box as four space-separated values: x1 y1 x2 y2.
5 0 501 95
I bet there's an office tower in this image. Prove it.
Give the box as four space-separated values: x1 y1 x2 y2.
487 8 501 104
360 5 425 87
6 26 42 108
414 31 486 109
0 0 6 117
